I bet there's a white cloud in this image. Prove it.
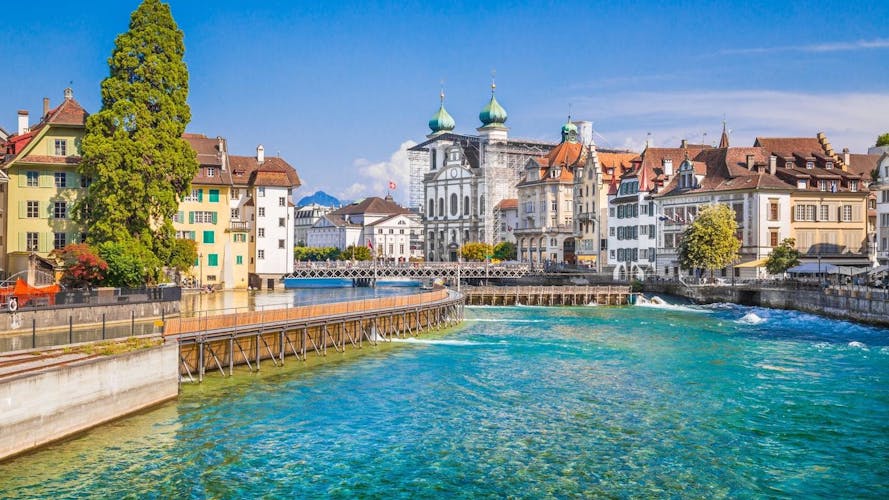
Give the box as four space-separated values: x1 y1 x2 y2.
721 38 889 55
340 140 417 203
573 89 889 152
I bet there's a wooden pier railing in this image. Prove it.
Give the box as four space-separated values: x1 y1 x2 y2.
464 286 633 306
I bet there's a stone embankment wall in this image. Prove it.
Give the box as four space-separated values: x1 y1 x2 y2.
644 282 889 327
0 343 179 461
0 300 180 334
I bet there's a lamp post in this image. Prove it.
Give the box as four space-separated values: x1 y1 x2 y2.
198 252 203 289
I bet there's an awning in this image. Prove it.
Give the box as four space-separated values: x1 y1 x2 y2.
787 263 839 274
735 257 768 268
836 266 869 276
577 255 598 263
867 265 889 275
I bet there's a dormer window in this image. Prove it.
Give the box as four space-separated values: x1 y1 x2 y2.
819 180 827 191
54 139 67 156
797 179 807 189
551 167 561 178
449 151 459 161
830 180 838 192
207 167 215 177
785 161 793 168
825 162 834 169
806 161 814 169
850 180 858 192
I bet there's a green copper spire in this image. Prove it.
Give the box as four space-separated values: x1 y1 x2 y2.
479 81 508 128
428 89 455 135
561 116 578 143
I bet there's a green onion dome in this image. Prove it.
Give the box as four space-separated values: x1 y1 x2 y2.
428 91 456 134
479 83 508 127
561 121 578 142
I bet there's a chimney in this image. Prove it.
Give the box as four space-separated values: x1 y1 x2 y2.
43 98 50 118
680 139 687 149
663 158 673 177
257 144 265 164
843 147 850 167
17 110 29 135
769 155 777 175
216 136 226 170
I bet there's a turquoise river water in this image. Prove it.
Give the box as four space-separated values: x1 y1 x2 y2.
1 301 888 498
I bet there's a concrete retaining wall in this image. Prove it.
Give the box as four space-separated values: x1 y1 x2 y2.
0 300 180 334
645 282 889 327
0 342 179 461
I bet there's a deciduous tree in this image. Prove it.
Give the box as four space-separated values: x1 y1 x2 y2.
766 238 801 276
98 241 162 287
76 0 198 269
493 241 516 261
294 246 341 261
677 204 740 280
51 244 108 289
340 245 371 261
460 242 493 262
877 133 889 147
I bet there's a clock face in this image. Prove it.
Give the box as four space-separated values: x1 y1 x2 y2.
449 168 458 179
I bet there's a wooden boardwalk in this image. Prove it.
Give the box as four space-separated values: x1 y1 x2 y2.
464 286 634 306
165 289 464 382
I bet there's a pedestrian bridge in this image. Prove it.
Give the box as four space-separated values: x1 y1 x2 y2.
282 262 532 281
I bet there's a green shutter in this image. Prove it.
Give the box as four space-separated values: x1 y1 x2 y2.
203 230 214 244
67 172 79 188
40 233 52 253
208 254 218 267
39 172 52 188
197 189 203 202
209 189 219 203
236 255 243 265
211 212 218 224
189 211 194 224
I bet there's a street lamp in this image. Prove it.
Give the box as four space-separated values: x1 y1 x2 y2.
198 252 203 289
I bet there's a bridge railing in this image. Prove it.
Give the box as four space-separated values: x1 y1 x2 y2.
292 261 530 271
164 289 453 337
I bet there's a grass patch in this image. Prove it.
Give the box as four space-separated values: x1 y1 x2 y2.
71 337 162 357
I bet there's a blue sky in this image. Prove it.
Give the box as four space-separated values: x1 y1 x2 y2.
2 0 888 204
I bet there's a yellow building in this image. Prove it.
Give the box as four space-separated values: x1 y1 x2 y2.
177 134 250 289
1 88 87 278
755 135 871 265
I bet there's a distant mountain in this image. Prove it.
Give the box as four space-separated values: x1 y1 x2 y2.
296 191 341 208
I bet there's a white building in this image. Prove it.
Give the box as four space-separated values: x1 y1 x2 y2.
872 145 889 265
307 195 418 259
232 146 299 289
294 203 336 247
366 213 423 262
493 199 518 245
409 86 554 260
606 160 660 280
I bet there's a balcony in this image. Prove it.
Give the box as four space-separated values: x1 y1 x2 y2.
228 221 251 232
577 212 595 222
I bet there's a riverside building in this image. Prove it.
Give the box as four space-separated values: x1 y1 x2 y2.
409 86 554 261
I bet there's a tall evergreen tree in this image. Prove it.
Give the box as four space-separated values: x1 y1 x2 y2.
77 0 197 268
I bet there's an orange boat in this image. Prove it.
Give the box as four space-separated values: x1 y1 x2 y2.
0 279 61 312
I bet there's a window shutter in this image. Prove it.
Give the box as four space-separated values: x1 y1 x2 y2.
18 201 24 218
211 212 218 224
837 207 842 222
47 201 54 218
39 172 52 188
18 233 24 251
67 172 79 188
18 173 25 188
197 189 203 202
189 211 194 224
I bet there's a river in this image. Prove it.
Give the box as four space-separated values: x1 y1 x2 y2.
1 300 887 497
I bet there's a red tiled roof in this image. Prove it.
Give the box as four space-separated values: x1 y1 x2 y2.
846 154 880 178
45 98 88 126
495 198 518 210
331 196 410 216
15 155 81 165
228 155 301 188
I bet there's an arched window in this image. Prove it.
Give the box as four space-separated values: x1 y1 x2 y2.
464 196 470 215
480 195 485 213
438 198 444 217
428 199 434 217
450 193 458 215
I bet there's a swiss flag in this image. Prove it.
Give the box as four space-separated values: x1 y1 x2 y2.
388 180 397 190
367 239 373 249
